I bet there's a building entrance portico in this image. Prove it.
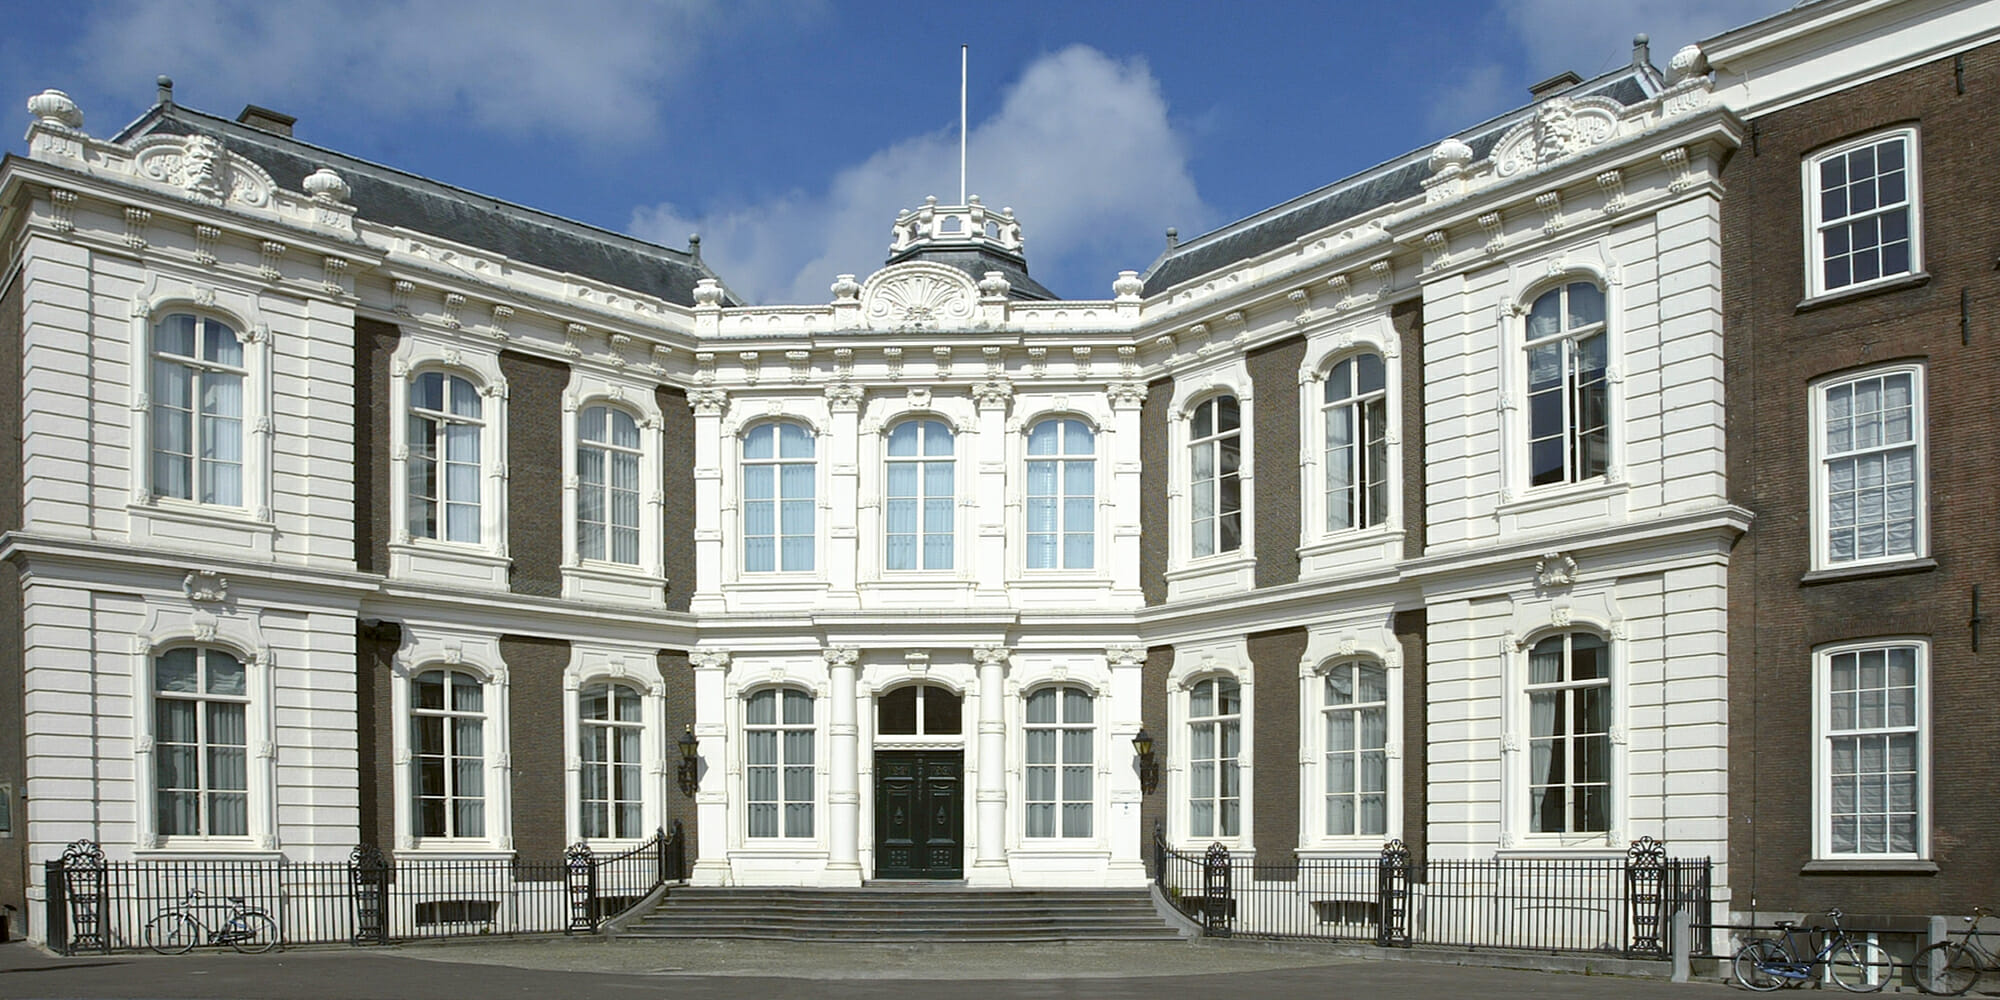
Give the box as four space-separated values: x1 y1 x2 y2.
871 683 966 879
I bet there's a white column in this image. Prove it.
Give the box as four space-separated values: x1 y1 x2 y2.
824 384 862 607
971 378 1012 604
968 643 1011 885
688 388 726 614
689 649 731 885
1107 382 1147 601
1105 644 1148 884
824 645 862 884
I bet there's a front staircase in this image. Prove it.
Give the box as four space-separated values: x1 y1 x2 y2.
617 886 1188 943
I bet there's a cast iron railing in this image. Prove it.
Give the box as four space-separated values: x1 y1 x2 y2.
43 822 687 955
1153 828 1712 958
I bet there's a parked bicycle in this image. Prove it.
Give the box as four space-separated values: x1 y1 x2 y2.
1733 908 1895 992
1915 907 1997 996
143 888 280 954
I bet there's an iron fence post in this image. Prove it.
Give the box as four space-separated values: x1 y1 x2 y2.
670 819 686 882
565 842 597 934
348 844 389 945
43 858 66 956
1377 839 1412 947
1625 836 1667 958
1201 842 1232 937
57 840 107 955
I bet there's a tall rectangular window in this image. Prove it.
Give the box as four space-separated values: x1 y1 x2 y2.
1323 662 1388 837
408 372 484 543
154 648 249 837
1188 676 1241 838
1809 130 1918 296
1526 632 1610 835
1189 396 1242 557
1026 419 1095 570
1821 642 1924 857
1323 354 1389 532
1025 686 1093 838
411 669 485 839
885 419 954 571
577 406 642 565
1524 282 1609 488
745 689 814 838
742 423 815 573
151 314 244 507
1816 367 1922 567
579 682 643 839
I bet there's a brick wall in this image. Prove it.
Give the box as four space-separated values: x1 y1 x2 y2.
502 634 570 861
657 387 696 612
1139 379 1172 606
1249 627 1305 865
1723 41 2000 917
500 352 569 598
353 620 400 851
1249 336 1305 589
1395 608 1428 865
351 319 399 575
1392 299 1427 561
1139 643 1172 870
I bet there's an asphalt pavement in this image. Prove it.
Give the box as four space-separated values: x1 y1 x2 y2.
0 937 1748 999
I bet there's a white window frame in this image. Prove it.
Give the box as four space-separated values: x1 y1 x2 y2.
1166 639 1254 851
1521 280 1612 492
743 686 817 840
388 628 511 855
387 335 510 590
1023 683 1095 839
1187 394 1244 560
1813 639 1929 860
882 416 956 573
148 313 248 510
561 371 666 605
151 646 254 841
1803 127 1922 299
406 371 486 545
127 286 276 559
1166 360 1257 600
1504 627 1624 849
1810 364 1927 571
1023 416 1098 572
561 646 666 846
1314 659 1395 843
739 420 819 575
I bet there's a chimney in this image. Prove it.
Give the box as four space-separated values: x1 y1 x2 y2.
1528 71 1583 101
236 104 296 137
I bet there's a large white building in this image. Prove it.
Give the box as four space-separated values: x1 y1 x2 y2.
0 24 1784 944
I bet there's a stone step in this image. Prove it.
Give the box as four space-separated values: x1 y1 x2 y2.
622 886 1186 943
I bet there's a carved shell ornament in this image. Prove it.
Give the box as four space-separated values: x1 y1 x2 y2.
1490 97 1623 178
130 134 275 207
861 263 977 331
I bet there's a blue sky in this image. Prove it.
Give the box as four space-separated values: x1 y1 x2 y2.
2 0 1784 303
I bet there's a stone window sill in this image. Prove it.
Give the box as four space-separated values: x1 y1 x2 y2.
1801 858 1939 875
1800 557 1936 586
1796 271 1930 313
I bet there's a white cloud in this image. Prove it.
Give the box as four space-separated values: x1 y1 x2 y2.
70 0 771 142
630 45 1212 304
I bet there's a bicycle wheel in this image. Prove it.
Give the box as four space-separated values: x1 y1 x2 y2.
224 911 280 954
1913 941 1981 996
144 912 200 955
1827 939 1895 993
1735 939 1791 992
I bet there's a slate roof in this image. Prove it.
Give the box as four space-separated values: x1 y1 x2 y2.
1139 67 1662 298
114 104 736 308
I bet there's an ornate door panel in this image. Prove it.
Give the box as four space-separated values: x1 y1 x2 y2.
873 751 964 879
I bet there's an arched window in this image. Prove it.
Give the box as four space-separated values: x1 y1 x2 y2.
578 406 642 565
1189 396 1242 557
578 682 643 839
1026 418 1095 570
877 684 961 735
1526 632 1610 834
408 372 484 543
1188 676 1241 838
154 647 248 837
1524 282 1608 487
411 669 485 838
885 419 954 571
1323 354 1388 532
1322 662 1388 837
151 313 244 506
1025 685 1093 838
745 688 814 837
742 423 815 573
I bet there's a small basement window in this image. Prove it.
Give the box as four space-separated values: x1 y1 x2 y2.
414 900 497 926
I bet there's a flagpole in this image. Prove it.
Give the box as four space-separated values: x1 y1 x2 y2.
959 44 968 205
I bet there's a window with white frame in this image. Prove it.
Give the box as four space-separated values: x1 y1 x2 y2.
579 682 644 839
1025 685 1093 838
1322 661 1388 837
1188 676 1241 838
745 688 814 838
577 406 642 565
151 313 244 507
408 372 484 543
742 422 815 573
411 669 485 839
1526 632 1610 835
1808 129 1918 296
153 647 249 838
1189 396 1242 558
1816 367 1923 567
1820 641 1925 857
885 418 954 571
1026 418 1095 570
1323 355 1388 532
1524 282 1609 488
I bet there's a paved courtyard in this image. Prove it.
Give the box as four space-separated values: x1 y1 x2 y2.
0 937 1746 999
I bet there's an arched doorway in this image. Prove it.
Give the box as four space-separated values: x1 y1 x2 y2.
873 683 964 879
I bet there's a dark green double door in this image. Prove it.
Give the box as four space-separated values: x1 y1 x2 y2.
874 751 963 879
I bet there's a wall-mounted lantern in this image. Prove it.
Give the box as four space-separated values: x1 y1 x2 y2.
676 725 701 797
1133 727 1160 795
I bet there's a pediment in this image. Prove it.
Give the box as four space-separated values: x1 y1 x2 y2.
129 133 277 208
859 261 978 331
1489 96 1626 178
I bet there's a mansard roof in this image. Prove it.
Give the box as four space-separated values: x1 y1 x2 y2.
1139 66 1662 297
114 103 738 308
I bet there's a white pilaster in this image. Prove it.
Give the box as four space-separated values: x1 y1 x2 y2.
689 649 731 884
824 645 862 883
825 384 862 606
1106 644 1148 883
969 643 1011 884
688 389 726 614
972 381 1011 603
1107 383 1146 600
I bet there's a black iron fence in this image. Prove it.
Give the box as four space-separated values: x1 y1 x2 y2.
1153 827 1712 959
45 822 687 955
